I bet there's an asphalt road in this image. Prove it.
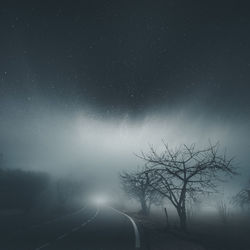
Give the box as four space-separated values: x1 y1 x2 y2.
0 205 141 250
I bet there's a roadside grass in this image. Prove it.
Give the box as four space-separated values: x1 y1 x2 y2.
128 210 250 250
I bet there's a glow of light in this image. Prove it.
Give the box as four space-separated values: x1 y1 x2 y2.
90 194 109 206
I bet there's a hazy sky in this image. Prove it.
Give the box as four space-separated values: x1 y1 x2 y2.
0 1 250 189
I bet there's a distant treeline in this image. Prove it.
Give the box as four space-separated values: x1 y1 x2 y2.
0 169 49 211
0 168 86 213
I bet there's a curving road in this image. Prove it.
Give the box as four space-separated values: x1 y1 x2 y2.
1 205 141 250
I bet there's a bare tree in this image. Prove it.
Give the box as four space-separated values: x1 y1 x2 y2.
232 178 250 212
120 169 161 215
216 199 230 224
138 142 236 231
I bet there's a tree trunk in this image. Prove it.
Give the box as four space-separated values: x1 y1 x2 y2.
148 201 152 214
177 207 187 232
180 212 187 231
178 186 187 231
140 198 148 215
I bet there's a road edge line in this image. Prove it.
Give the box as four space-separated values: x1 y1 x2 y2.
109 207 140 249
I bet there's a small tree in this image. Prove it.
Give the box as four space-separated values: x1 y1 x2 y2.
138 142 236 231
120 169 161 215
232 178 250 212
216 199 229 224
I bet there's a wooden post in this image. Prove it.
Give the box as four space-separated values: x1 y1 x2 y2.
164 207 169 228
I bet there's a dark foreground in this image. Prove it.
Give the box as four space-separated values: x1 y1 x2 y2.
4 204 245 250
134 211 250 250
0 205 137 250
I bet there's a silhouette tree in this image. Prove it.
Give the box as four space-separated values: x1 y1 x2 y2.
232 178 250 212
120 169 161 215
216 199 229 224
138 142 236 231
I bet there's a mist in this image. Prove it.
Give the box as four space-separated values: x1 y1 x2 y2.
1 99 249 192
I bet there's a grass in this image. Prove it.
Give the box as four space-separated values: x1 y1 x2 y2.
128 209 250 250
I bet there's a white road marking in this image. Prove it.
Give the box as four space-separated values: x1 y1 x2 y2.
109 207 141 249
56 233 68 240
35 243 50 250
33 207 99 250
72 226 80 232
31 205 87 229
79 208 99 228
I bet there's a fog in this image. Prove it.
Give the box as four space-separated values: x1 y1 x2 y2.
1 100 249 194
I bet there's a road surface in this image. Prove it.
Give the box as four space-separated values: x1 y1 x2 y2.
0 205 142 250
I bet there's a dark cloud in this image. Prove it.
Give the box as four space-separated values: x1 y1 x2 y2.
0 0 250 116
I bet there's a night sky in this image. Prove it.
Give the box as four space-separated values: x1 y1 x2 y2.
0 1 250 185
1 0 250 117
